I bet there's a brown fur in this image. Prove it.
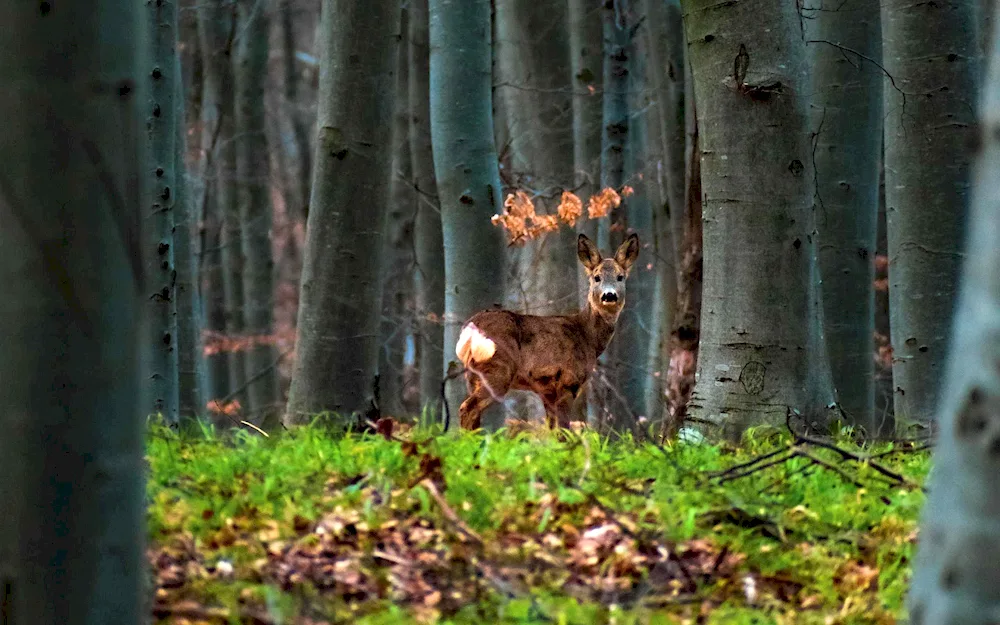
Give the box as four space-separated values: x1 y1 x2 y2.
456 233 640 430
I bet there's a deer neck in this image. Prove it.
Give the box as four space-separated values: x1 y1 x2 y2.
579 302 619 358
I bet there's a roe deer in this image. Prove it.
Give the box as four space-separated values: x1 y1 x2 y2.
455 233 640 430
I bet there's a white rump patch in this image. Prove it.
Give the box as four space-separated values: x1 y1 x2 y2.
456 323 496 365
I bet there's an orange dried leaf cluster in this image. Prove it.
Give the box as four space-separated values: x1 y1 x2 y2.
492 186 631 244
587 188 622 219
202 330 284 356
207 399 241 416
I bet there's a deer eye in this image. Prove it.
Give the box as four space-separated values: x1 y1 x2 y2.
593 275 601 283
617 275 624 282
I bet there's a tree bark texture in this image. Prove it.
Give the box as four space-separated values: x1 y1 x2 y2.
908 21 1000 621
410 0 446 415
235 0 279 426
173 53 206 423
0 2 146 622
682 0 835 438
430 0 507 425
144 0 180 423
804 0 884 434
882 0 978 428
380 4 415 417
568 0 604 307
285 0 400 425
494 0 577 315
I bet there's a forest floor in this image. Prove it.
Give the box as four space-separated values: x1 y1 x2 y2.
146 418 929 625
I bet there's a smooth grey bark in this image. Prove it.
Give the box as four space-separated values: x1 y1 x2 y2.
494 0 577 315
285 0 400 425
682 0 836 437
882 0 978 429
196 0 240 405
646 0 686 271
173 54 206 423
590 1 633 429
0 1 145 621
568 0 604 306
144 0 180 422
281 0 313 223
409 0 446 416
235 0 279 426
429 0 507 425
804 0 884 434
380 4 415 417
907 22 1000 621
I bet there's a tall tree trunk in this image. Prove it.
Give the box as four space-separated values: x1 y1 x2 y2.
197 0 239 406
882 0 979 429
410 0 446 416
804 0 884 434
0 1 145 620
568 0 604 307
430 0 507 426
908 21 1000 620
145 0 180 423
281 0 313 225
235 0 279 427
380 5 415 417
174 53 206 423
683 0 836 438
617 33 661 427
494 0 576 315
285 0 400 425
591 0 633 429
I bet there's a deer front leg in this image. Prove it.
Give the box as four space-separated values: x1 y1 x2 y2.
542 391 577 430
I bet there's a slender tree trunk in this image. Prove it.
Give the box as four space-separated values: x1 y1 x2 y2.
882 0 978 429
568 0 604 305
908 22 1000 620
494 0 577 315
235 0 279 427
410 0 446 416
174 53 206 423
617 34 661 427
285 0 400 425
430 0 507 426
144 0 180 423
197 0 239 406
0 1 145 621
683 0 836 438
804 0 884 434
282 0 313 224
591 0 633 429
380 5 415 417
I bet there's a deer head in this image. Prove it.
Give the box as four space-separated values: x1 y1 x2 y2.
577 233 640 317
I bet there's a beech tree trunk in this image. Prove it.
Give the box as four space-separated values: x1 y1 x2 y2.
173 53 206 423
683 0 836 437
235 0 278 426
430 0 506 425
144 0 180 422
881 0 978 428
804 0 884 434
410 0 446 415
285 0 400 425
0 1 145 621
494 0 577 315
380 4 415 417
908 21 1000 620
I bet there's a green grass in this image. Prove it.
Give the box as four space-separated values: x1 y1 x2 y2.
146 420 929 625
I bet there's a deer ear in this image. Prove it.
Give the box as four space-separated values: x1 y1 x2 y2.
577 234 602 270
615 233 639 272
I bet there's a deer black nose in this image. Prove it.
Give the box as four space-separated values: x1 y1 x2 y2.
601 291 618 303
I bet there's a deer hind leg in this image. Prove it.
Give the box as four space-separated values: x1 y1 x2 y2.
459 363 514 430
